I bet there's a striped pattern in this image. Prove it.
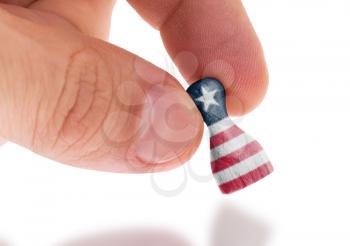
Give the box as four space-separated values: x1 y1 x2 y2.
209 117 273 194
209 117 235 136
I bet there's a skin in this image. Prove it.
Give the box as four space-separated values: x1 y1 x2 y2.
0 0 268 173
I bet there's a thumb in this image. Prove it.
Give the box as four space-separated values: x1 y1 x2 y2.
0 6 203 173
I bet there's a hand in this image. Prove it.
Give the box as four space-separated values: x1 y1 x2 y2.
0 0 268 173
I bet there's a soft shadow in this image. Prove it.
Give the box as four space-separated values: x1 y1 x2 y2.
0 239 11 246
211 201 272 246
58 228 192 246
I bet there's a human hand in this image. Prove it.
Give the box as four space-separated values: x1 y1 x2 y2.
0 0 268 173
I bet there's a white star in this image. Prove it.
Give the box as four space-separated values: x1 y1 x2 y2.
195 87 220 112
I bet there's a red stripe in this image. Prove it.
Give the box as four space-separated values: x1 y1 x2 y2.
210 125 243 149
219 162 273 194
211 140 263 173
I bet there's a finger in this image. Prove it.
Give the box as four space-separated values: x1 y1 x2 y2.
29 0 117 40
0 0 34 6
128 0 268 115
0 0 116 40
0 5 203 173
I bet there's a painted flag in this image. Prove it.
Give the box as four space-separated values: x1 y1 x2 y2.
187 78 273 194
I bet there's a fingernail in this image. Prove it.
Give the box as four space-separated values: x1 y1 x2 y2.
134 85 202 164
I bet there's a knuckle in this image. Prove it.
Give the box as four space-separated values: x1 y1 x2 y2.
37 47 114 158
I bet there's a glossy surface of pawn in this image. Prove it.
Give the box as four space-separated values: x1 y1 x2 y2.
187 78 273 194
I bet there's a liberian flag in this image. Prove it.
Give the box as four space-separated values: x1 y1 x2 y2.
187 78 273 194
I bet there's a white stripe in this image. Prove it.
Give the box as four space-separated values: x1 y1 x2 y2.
214 150 269 185
210 133 254 161
208 117 234 136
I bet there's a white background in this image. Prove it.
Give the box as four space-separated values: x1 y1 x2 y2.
1 0 350 245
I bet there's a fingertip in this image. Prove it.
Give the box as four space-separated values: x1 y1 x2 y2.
225 56 269 116
132 83 203 171
190 52 269 116
157 0 269 116
128 0 269 116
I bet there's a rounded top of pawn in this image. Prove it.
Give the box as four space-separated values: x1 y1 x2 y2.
186 78 228 126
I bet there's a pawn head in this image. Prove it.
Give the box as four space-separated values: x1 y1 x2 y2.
186 78 228 127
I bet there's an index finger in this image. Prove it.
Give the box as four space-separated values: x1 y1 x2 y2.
128 0 268 115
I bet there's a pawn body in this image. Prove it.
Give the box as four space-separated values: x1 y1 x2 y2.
187 78 273 194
